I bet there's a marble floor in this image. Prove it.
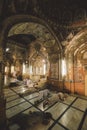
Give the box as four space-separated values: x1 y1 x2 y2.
4 85 87 130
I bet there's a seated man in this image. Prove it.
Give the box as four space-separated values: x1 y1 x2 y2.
26 77 34 88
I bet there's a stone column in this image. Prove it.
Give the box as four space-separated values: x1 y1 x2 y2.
0 35 7 129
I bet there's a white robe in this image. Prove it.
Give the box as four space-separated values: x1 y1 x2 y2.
26 79 34 88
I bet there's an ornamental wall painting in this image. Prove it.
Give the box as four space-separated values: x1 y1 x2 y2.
50 62 59 79
74 66 85 82
68 67 73 81
67 54 73 81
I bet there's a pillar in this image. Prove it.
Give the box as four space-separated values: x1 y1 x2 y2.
0 35 7 129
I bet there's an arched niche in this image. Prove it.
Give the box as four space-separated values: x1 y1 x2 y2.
65 27 87 95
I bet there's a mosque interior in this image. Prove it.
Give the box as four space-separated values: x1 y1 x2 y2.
0 0 87 130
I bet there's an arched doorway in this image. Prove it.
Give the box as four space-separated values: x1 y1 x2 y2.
0 14 62 89
65 28 87 95
85 67 87 95
83 52 87 96
0 14 62 127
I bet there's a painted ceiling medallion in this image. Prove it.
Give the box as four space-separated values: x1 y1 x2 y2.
44 40 55 48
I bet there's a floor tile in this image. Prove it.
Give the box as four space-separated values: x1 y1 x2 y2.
52 124 66 130
24 92 39 100
4 89 16 97
6 102 31 118
59 107 84 130
6 95 20 102
6 98 25 109
72 98 87 111
11 86 28 93
46 102 68 120
4 88 87 130
63 95 76 105
4 88 13 93
81 116 87 130
22 106 40 114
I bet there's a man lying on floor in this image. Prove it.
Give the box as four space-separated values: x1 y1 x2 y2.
34 89 51 105
11 111 52 130
43 92 68 107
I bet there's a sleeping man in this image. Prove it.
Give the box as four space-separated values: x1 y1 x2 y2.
43 92 68 107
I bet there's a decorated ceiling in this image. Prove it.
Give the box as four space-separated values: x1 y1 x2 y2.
1 0 87 40
65 28 87 62
7 22 59 63
0 0 87 64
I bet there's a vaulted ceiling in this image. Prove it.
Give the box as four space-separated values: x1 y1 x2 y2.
0 0 87 63
7 22 59 63
1 0 87 40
